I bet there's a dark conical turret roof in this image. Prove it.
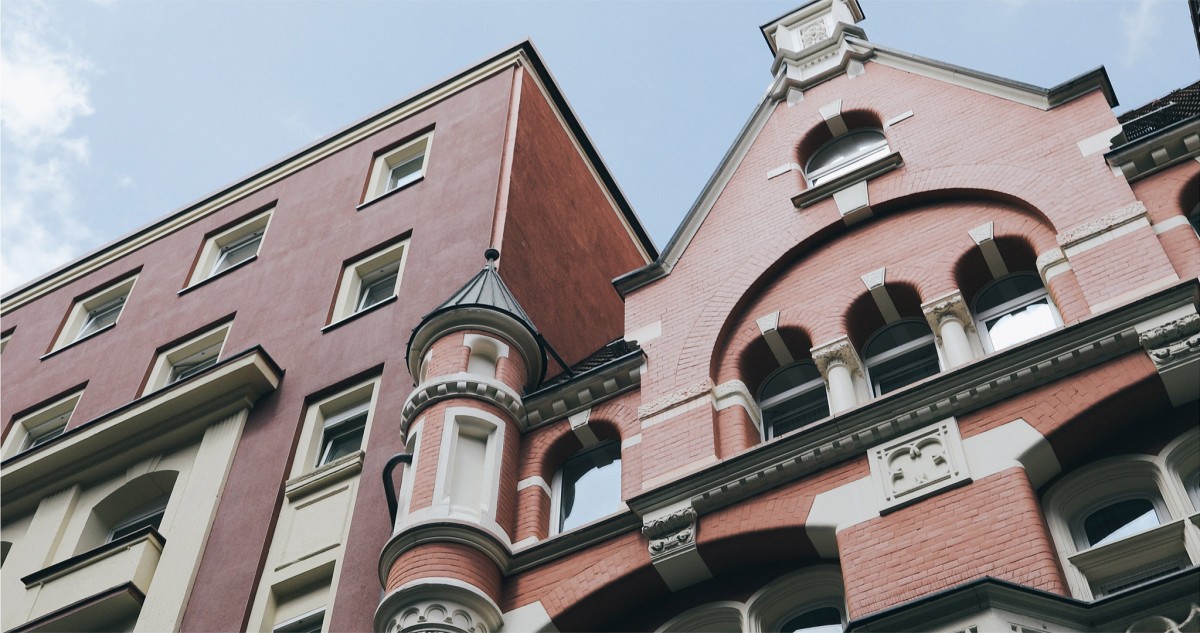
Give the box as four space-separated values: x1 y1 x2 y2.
431 248 538 334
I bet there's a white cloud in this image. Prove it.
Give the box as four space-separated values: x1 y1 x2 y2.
1119 0 1159 67
0 1 97 293
116 174 135 188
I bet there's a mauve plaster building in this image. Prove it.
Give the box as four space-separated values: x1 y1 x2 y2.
2 1 1199 632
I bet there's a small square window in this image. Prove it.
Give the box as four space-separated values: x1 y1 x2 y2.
188 209 273 286
318 402 369 467
53 276 137 351
329 239 409 325
5 390 82 458
144 323 231 394
364 133 432 202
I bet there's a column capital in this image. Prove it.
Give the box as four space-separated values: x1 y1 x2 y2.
810 336 863 377
921 290 975 340
376 579 503 633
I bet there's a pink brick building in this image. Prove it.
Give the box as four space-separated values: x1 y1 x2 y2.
3 2 1199 632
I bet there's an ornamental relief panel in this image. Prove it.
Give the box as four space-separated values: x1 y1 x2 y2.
868 418 971 512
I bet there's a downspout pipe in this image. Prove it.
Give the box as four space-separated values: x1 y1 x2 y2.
383 453 413 524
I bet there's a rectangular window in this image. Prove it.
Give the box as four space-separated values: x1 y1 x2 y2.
317 402 368 467
188 208 273 286
273 609 324 633
328 238 409 325
363 132 432 203
5 390 83 458
144 323 231 394
52 275 138 351
108 505 166 542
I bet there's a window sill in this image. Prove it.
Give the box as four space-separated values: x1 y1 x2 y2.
40 324 117 361
1068 518 1188 582
178 256 258 296
322 295 398 334
356 176 424 212
284 450 364 500
791 151 903 209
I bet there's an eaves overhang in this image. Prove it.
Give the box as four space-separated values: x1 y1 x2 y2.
2 41 656 314
0 346 282 510
848 568 1200 632
1104 114 1200 183
626 280 1197 519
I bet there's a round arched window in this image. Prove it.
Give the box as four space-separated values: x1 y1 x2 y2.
863 319 939 396
554 440 622 533
1082 497 1159 548
805 130 889 186
758 361 829 439
973 272 1059 352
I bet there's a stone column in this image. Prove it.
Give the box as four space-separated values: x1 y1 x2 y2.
811 337 864 413
922 291 976 369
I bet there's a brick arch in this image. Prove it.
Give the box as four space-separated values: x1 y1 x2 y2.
795 107 887 168
841 279 924 352
724 323 816 398
700 191 1062 393
952 234 1041 307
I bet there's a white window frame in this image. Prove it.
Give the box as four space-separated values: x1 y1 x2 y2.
3 390 83 458
292 378 380 479
329 239 410 325
107 501 167 542
316 401 369 468
550 440 623 535
757 362 830 440
805 129 891 187
189 209 273 285
0 330 11 354
143 323 232 394
53 276 138 351
972 273 1063 353
364 132 433 202
863 320 940 397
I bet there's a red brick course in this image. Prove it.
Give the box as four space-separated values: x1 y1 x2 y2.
386 542 503 602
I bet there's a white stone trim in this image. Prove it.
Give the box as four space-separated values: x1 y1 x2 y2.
861 267 899 323
767 163 802 179
1153 215 1194 234
1077 124 1123 157
969 221 1009 279
1035 247 1071 283
883 110 913 128
962 419 1059 488
656 601 744 633
1057 201 1147 252
625 320 662 346
832 180 872 225
756 311 794 365
806 476 878 558
819 99 846 136
375 577 504 633
713 380 764 441
641 501 712 591
432 406 507 525
567 409 599 448
502 600 559 633
744 565 845 633
621 434 643 450
516 476 552 497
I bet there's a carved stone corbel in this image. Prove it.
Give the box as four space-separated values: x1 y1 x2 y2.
1137 311 1200 406
642 507 698 559
639 504 711 591
921 291 975 340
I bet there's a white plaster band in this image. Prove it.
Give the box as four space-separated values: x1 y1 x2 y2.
768 163 802 179
517 476 552 497
1152 215 1193 234
883 110 913 128
626 321 662 346
621 434 643 449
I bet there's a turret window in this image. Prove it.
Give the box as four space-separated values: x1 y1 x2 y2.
805 129 889 186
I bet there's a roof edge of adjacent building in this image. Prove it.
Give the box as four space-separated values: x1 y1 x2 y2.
1 40 657 313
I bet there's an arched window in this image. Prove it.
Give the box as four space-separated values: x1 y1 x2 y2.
1080 497 1160 548
973 272 1060 352
78 471 177 553
863 320 939 396
805 129 889 186
777 606 843 633
758 361 829 439
553 440 621 533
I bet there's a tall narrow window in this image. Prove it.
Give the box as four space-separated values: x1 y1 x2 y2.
758 361 829 439
329 238 409 324
364 133 432 202
805 129 889 186
863 320 939 396
973 273 1060 352
554 441 622 533
317 402 369 467
53 275 138 351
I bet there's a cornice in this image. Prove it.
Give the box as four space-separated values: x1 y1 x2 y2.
401 373 525 434
627 281 1197 519
1105 115 1200 182
523 349 642 430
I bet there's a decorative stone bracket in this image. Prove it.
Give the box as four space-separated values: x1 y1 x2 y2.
640 504 711 592
1137 310 1200 406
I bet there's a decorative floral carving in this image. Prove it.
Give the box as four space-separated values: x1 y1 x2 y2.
921 291 975 340
642 507 698 559
811 337 863 377
637 380 713 419
1057 201 1146 249
869 420 969 510
799 19 829 47
1139 313 1200 370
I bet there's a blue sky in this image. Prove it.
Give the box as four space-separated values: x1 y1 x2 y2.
1 0 1197 293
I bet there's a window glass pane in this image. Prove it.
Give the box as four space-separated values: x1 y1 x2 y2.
77 297 125 339
24 416 68 450
807 130 888 184
387 154 424 191
779 606 842 633
865 321 938 395
169 344 222 384
985 301 1055 351
761 363 829 438
864 321 930 358
975 274 1045 313
319 412 367 466
760 363 822 401
1084 498 1159 547
213 232 263 274
109 508 165 542
274 610 324 633
357 271 398 311
872 351 940 395
560 441 621 532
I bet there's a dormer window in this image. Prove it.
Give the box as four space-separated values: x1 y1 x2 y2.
805 129 889 186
